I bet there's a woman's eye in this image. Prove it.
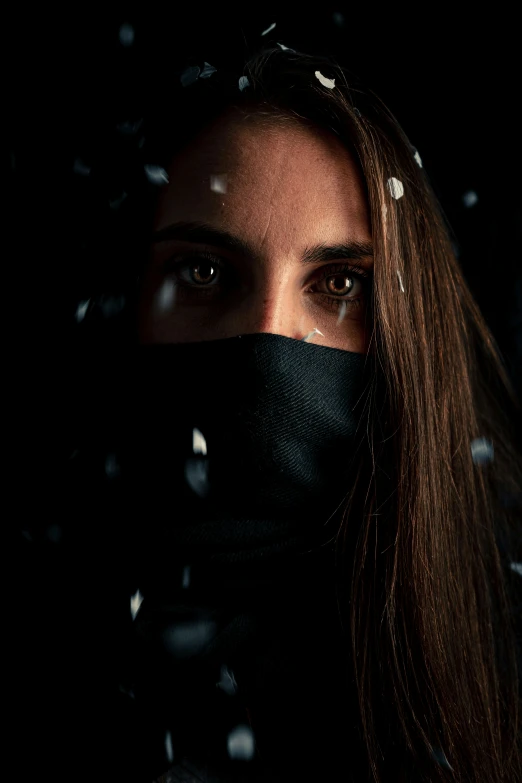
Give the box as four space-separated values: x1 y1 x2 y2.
178 256 221 286
313 266 366 299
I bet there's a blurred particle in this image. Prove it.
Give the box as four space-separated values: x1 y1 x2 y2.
165 730 174 764
155 279 177 313
184 458 210 498
353 107 362 118
227 724 255 761
210 174 228 194
144 164 169 185
161 615 217 658
75 299 90 323
46 524 62 543
73 158 91 177
21 530 33 542
238 76 250 91
118 22 135 47
116 118 143 135
277 43 295 52
99 294 126 318
10 151 16 171
130 589 144 620
118 683 136 700
462 190 478 208
216 664 238 696
105 452 121 478
109 191 127 210
471 437 494 465
413 149 423 168
301 327 324 343
180 65 201 87
336 300 348 325
182 565 191 589
387 177 404 199
332 11 345 26
199 62 217 79
397 270 405 292
431 747 454 771
261 22 276 36
511 563 522 576
315 71 335 89
192 428 207 455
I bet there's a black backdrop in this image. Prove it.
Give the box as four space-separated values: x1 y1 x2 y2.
6 7 521 782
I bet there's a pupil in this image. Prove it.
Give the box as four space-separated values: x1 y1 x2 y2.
193 260 215 283
329 274 351 294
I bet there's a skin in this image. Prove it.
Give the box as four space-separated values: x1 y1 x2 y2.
138 109 373 353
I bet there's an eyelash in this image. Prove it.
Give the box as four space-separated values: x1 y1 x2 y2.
163 251 371 312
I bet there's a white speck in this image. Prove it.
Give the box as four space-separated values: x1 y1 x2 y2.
462 190 478 208
332 11 345 26
165 730 174 763
238 76 250 91
261 22 276 36
277 42 293 51
397 270 405 292
193 427 207 455
75 299 90 322
210 174 228 194
387 177 404 200
184 458 210 498
216 664 238 695
353 107 362 118
413 150 423 168
144 164 169 185
73 158 91 176
180 65 200 87
336 301 348 325
227 724 255 760
301 328 324 343
510 562 522 576
471 437 494 465
182 565 191 589
105 453 121 478
109 191 127 210
130 589 143 620
315 71 335 89
431 747 454 772
118 22 134 47
199 62 217 79
155 279 177 313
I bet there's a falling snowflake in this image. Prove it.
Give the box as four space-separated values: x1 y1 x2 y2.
105 453 121 478
182 565 191 589
238 76 250 91
336 301 348 325
227 724 255 760
165 730 174 763
75 299 90 322
73 158 91 176
216 664 238 696
413 150 423 168
315 71 335 89
210 174 228 194
130 589 143 620
118 22 134 47
397 270 405 292
471 437 494 465
144 164 169 185
199 62 217 79
510 563 522 576
193 428 207 455
332 12 345 26
277 42 294 52
155 279 177 313
261 22 276 36
462 190 478 208
301 328 324 343
387 177 404 200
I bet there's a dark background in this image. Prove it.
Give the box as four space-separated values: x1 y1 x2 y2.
6 7 521 781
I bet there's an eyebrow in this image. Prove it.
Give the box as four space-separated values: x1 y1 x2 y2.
151 221 374 267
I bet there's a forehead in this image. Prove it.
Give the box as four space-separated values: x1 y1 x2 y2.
152 110 370 251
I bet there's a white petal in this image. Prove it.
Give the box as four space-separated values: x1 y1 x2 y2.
301 327 324 343
462 190 478 208
75 299 90 322
180 65 201 87
397 270 405 292
118 22 134 47
387 177 404 200
227 724 255 760
144 164 169 185
238 75 250 91
261 22 276 36
210 174 228 193
315 70 335 89
130 589 143 620
193 427 207 455
470 437 494 465
199 62 217 79
414 150 423 168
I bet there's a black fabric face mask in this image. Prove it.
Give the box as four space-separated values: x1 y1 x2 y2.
116 332 369 572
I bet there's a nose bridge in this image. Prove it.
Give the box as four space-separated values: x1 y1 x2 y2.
245 269 303 339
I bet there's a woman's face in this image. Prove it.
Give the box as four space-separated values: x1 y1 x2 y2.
138 110 373 353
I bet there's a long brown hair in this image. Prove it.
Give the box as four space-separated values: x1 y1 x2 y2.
142 47 522 782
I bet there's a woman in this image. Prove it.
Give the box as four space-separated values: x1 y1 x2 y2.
70 46 522 782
